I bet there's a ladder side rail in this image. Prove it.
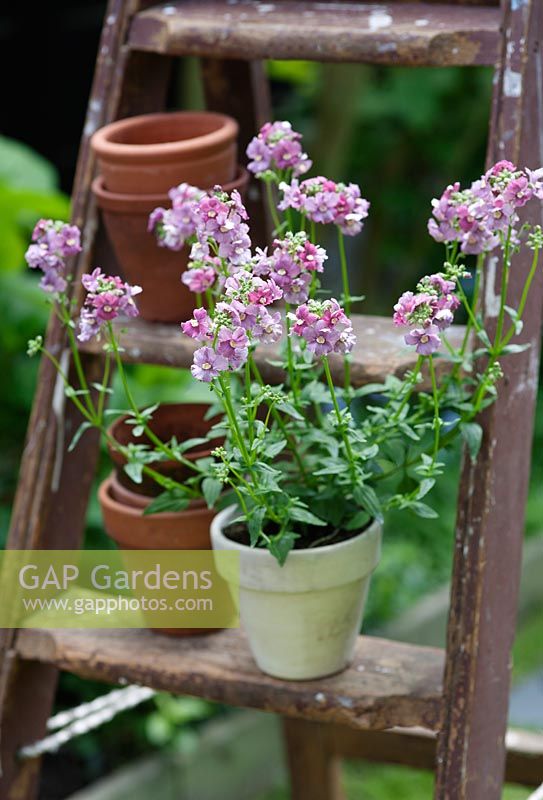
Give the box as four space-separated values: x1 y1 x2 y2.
436 1 543 798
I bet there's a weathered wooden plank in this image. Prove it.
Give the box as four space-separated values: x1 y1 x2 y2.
314 725 543 787
79 314 466 388
128 1 501 67
15 629 445 733
436 1 543 799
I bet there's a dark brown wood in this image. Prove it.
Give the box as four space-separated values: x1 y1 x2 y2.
201 58 272 247
128 1 501 67
283 718 345 800
436 1 543 798
298 724 543 787
78 314 466 388
15 628 445 733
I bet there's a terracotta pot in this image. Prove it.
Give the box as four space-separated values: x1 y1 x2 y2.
99 474 217 637
91 111 238 194
92 167 249 323
108 402 222 497
99 474 214 550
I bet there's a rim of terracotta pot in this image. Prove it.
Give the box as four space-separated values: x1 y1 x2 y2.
99 473 214 522
91 166 250 213
109 471 207 510
106 402 222 473
91 111 239 164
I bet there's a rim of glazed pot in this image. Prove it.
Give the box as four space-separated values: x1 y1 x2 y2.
211 506 382 593
91 166 250 213
91 111 239 164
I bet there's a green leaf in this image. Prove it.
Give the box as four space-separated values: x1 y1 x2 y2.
266 439 287 459
353 484 383 523
124 462 143 484
461 422 483 462
416 478 436 500
202 477 222 508
410 501 439 519
143 490 191 516
248 506 266 546
269 532 298 566
345 510 371 531
289 506 327 526
68 421 92 452
476 329 492 348
132 425 145 437
500 342 531 355
277 402 304 421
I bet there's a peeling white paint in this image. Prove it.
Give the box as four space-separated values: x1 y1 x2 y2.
377 42 397 54
368 10 393 32
162 5 177 15
106 14 117 26
338 696 355 708
257 3 276 13
315 692 326 703
484 256 501 318
504 68 522 98
415 18 429 27
84 99 103 138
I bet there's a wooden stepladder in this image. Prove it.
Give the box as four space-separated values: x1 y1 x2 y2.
1 2 543 799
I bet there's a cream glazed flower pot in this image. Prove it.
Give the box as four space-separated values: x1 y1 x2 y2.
210 507 382 680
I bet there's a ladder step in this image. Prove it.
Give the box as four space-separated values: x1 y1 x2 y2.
15 628 444 731
128 1 501 66
78 314 465 387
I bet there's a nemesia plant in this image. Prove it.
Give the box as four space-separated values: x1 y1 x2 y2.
26 133 543 565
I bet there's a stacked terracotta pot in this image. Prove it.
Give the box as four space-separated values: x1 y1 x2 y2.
91 111 245 323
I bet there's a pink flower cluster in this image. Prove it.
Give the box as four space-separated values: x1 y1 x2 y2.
290 299 356 356
183 270 283 382
246 121 312 178
279 177 370 236
181 253 222 294
193 188 252 266
393 273 460 355
148 183 205 251
78 268 141 342
253 232 327 304
25 219 81 293
428 161 543 254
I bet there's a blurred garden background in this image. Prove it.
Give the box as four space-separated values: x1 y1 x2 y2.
1 3 542 798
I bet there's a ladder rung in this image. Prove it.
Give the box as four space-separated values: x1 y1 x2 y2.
128 1 501 67
16 628 444 732
78 314 466 387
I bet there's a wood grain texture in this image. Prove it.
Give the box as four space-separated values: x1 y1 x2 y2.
79 313 466 388
128 1 501 66
436 1 543 798
16 628 445 733
311 724 543 787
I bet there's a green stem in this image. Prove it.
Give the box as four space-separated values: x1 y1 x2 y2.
39 347 95 424
97 350 111 424
284 303 301 406
428 355 440 463
337 228 352 390
217 373 252 465
501 245 540 348
106 323 201 474
323 356 356 477
494 227 512 353
265 180 281 231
